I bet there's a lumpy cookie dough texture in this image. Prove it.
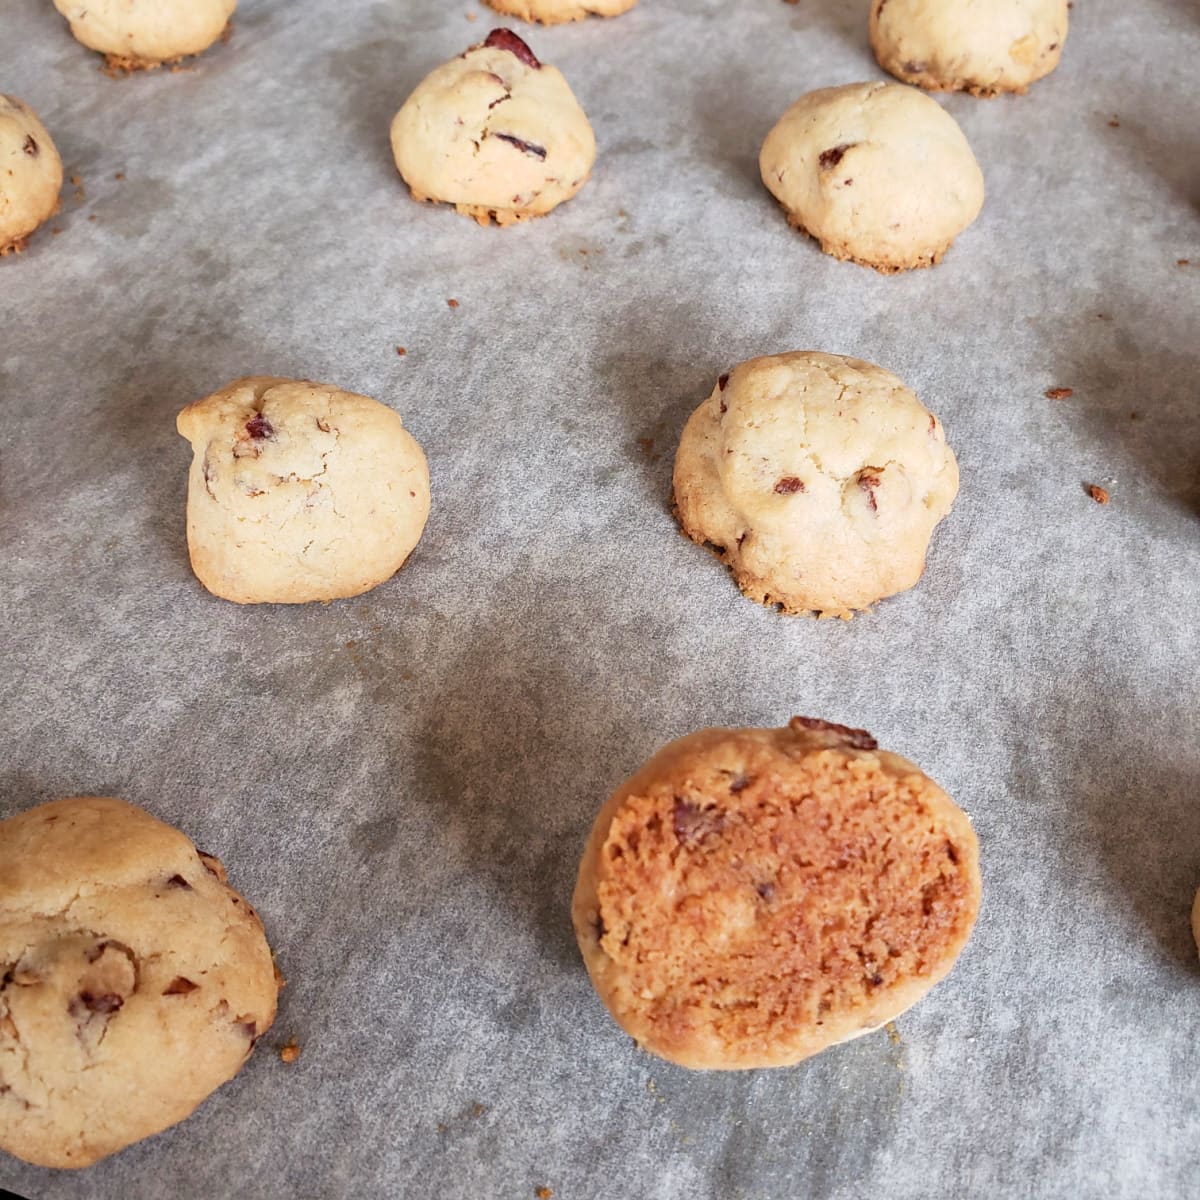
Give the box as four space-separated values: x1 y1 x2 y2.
391 29 596 227
572 718 981 1070
672 352 959 618
53 0 236 70
177 377 431 605
871 0 1068 97
0 96 63 256
0 797 279 1168
760 82 984 272
483 0 637 24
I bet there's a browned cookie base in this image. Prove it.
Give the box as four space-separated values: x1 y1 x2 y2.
778 205 951 275
484 0 637 24
0 197 62 257
101 22 233 76
670 489 857 619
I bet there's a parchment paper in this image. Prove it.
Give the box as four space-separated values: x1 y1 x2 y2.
2 0 1198 1196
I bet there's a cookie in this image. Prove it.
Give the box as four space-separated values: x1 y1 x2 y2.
391 29 595 227
483 0 637 24
176 376 431 605
52 0 235 72
572 717 981 1070
0 96 63 257
871 0 1068 97
0 797 279 1168
672 352 958 618
759 82 984 272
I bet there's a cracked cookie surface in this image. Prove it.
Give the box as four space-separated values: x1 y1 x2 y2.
572 718 981 1070
52 0 236 69
672 351 959 617
390 28 595 226
759 82 984 272
0 95 63 257
176 376 431 605
871 0 1068 97
483 0 637 24
0 797 279 1168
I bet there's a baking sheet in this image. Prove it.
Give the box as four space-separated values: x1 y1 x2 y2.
2 0 1198 1195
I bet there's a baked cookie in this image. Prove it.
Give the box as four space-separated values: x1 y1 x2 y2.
759 82 984 272
483 0 637 24
391 29 595 227
871 0 1068 97
0 96 63 256
52 0 236 72
573 717 981 1070
672 352 958 618
0 796 279 1168
176 376 430 605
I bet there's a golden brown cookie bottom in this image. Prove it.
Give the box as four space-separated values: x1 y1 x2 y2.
778 205 952 275
483 0 637 24
670 490 857 619
100 23 232 76
0 197 61 256
409 178 590 228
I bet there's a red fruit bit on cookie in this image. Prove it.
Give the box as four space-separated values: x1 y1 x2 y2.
672 798 726 845
789 715 878 751
22 135 38 157
818 144 852 169
494 132 547 160
483 28 541 69
858 470 882 512
774 477 805 494
71 991 124 1017
245 414 274 439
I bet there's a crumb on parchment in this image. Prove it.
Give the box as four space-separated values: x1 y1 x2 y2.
1088 484 1110 505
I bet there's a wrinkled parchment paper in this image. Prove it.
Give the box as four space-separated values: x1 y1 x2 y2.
2 0 1198 1196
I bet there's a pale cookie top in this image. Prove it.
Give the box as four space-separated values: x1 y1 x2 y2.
391 29 596 223
53 0 236 65
572 719 981 1070
871 0 1068 96
760 82 984 272
0 797 279 1169
0 95 63 254
177 376 431 605
484 0 638 26
672 352 959 617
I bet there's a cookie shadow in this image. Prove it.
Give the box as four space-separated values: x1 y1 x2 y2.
408 604 637 973
1047 681 1200 973
592 307 732 518
324 13 453 191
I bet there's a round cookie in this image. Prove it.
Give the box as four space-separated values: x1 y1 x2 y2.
176 376 431 605
871 0 1068 97
391 29 595 227
52 0 236 72
759 82 984 272
573 717 981 1070
483 0 636 24
672 352 959 618
0 797 279 1168
0 96 63 257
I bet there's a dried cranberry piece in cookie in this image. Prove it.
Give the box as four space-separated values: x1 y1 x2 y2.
790 715 878 751
245 414 275 440
483 28 541 69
